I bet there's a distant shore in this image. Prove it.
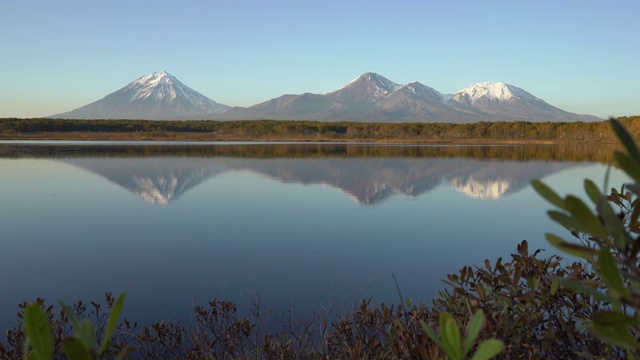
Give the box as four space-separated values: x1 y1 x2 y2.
1 117 638 143
0 131 567 144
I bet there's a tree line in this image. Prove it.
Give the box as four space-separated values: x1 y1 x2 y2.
1 116 639 142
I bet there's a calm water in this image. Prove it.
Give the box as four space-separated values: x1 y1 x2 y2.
0 142 626 329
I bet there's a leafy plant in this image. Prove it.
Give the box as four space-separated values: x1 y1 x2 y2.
420 310 503 360
533 118 640 356
22 293 131 360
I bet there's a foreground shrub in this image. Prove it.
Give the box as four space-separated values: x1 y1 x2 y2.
2 239 613 359
532 118 640 356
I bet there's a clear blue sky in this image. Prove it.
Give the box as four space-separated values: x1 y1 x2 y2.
2 0 639 118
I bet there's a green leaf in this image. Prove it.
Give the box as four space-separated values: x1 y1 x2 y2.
471 339 504 360
545 233 597 260
597 248 629 299
441 313 462 360
584 179 602 205
592 310 637 327
526 277 535 290
63 337 92 360
564 195 608 239
60 300 98 353
610 119 640 164
75 320 96 352
614 152 640 184
98 293 125 354
532 180 566 210
547 211 592 236
23 304 53 360
463 310 484 356
551 276 619 304
551 280 559 296
420 320 443 349
597 197 630 249
59 301 82 332
592 320 640 350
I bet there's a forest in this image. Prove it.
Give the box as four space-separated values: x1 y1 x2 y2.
1 116 639 142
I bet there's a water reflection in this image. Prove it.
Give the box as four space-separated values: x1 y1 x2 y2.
0 141 622 330
0 141 616 162
0 142 610 205
60 157 581 205
61 158 225 205
447 160 576 200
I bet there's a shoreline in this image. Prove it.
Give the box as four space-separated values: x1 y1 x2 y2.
0 132 617 144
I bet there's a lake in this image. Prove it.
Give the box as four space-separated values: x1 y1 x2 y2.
0 141 626 329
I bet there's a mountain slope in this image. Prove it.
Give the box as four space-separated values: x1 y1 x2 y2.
219 74 599 123
323 72 400 103
372 81 481 122
50 71 229 120
448 82 600 122
219 73 401 120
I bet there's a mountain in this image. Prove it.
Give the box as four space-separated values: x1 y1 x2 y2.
373 81 482 122
447 82 598 122
50 71 230 120
218 73 599 123
219 72 402 120
50 71 601 122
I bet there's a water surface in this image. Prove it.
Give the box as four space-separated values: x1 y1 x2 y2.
0 142 625 328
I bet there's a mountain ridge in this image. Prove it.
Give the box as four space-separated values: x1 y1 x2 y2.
50 71 601 123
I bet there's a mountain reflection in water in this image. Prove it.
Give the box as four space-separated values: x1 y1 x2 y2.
60 157 580 205
0 142 612 205
60 158 225 205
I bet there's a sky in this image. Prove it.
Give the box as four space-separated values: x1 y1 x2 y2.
1 0 639 119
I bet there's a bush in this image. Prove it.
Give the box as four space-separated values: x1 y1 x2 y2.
532 118 640 356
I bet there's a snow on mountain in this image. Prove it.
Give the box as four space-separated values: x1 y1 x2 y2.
450 81 537 105
50 71 230 120
323 72 401 103
123 71 221 108
450 177 512 200
448 81 601 122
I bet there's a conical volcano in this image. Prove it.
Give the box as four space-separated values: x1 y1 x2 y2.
50 71 230 120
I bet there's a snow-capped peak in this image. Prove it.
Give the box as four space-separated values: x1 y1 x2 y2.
127 71 181 102
452 81 538 104
347 72 400 89
111 71 228 113
323 72 400 102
